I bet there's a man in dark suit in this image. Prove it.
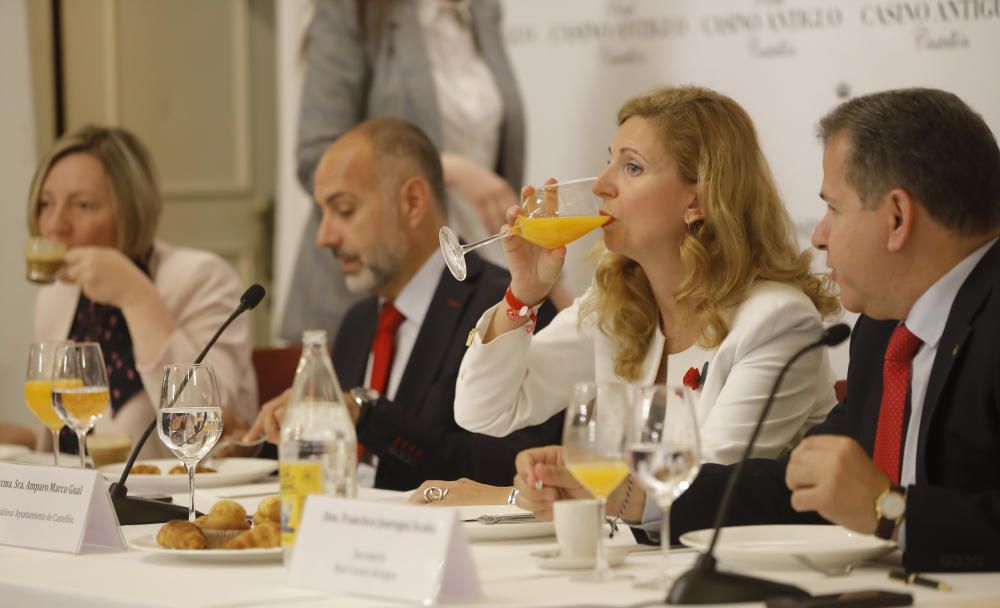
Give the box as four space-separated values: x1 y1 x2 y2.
250 117 562 491
515 88 1000 572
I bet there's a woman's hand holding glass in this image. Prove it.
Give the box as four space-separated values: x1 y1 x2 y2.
439 177 606 284
157 363 223 521
498 181 566 307
62 246 154 309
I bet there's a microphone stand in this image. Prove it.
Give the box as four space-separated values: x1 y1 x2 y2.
108 284 265 525
666 323 851 605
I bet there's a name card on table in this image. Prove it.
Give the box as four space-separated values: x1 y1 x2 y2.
0 463 125 553
288 496 480 605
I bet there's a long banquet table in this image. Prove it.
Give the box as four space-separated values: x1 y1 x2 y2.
1 483 999 607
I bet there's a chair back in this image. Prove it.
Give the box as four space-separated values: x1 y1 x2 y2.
252 345 303 405
834 380 847 402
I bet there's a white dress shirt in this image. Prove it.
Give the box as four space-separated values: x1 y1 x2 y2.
363 253 445 401
417 0 507 265
417 0 502 176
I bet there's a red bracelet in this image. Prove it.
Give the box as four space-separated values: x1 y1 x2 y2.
505 287 543 333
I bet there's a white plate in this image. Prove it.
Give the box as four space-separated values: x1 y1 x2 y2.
0 444 31 461
457 505 555 542
533 545 631 570
100 458 277 493
129 534 281 562
10 451 82 467
680 525 896 571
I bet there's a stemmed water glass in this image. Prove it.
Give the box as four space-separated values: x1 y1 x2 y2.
562 381 632 582
25 341 72 466
157 363 223 521
439 176 607 281
50 342 111 469
627 384 701 590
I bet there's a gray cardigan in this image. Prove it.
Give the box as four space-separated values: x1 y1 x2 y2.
282 0 525 342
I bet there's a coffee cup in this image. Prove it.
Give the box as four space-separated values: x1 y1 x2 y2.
25 237 66 284
553 498 600 558
87 433 132 468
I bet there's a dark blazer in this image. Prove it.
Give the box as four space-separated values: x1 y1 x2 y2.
332 251 563 491
672 240 1000 572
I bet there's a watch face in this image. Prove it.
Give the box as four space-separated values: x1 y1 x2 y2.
879 491 906 519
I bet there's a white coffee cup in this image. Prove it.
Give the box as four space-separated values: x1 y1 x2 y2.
553 499 600 558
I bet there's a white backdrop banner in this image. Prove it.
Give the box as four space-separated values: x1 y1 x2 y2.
273 0 1000 376
502 0 1000 375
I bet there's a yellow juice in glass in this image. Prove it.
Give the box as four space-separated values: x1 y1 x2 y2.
515 215 610 249
25 379 81 431
567 460 630 499
52 385 111 425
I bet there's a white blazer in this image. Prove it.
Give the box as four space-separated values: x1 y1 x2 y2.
34 241 258 459
454 280 837 464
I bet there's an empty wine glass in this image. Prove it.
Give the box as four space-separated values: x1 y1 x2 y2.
157 363 223 521
627 384 701 590
439 176 606 281
562 381 632 582
25 341 72 466
50 342 110 469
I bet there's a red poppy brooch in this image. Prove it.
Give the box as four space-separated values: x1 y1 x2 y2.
683 362 708 391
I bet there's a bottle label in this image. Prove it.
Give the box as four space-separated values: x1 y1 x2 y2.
279 461 323 548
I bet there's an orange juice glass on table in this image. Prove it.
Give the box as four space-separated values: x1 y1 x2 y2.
566 460 630 499
439 177 607 281
562 381 632 582
50 342 111 469
25 341 74 466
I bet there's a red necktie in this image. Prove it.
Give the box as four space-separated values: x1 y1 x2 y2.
872 324 922 484
358 302 404 462
370 301 405 395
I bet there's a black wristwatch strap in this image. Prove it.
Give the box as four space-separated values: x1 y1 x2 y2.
875 485 906 540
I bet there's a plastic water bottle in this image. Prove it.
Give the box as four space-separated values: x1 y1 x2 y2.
279 330 357 562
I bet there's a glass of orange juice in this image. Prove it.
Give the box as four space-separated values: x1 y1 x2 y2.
50 342 111 469
439 176 607 281
25 341 74 466
562 381 632 582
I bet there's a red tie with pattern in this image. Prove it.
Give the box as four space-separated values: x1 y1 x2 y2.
358 302 404 462
370 301 405 395
872 324 923 484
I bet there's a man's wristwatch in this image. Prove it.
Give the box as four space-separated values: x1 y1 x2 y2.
874 484 907 540
349 387 380 426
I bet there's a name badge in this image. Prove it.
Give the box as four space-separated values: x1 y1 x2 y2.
0 463 125 553
288 496 480 604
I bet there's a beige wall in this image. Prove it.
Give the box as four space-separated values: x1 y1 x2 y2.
0 0 41 429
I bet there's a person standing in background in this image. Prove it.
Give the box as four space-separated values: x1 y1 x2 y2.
282 0 530 343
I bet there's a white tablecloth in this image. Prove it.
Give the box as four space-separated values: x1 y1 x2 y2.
1 484 998 607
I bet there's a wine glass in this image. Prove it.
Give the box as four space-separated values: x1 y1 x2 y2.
50 342 110 469
627 384 701 590
157 363 223 521
439 176 607 281
562 381 632 582
25 341 72 466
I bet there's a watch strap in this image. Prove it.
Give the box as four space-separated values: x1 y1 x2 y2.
875 484 906 540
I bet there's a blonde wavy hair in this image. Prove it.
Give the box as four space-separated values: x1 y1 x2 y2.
581 86 839 380
27 125 162 259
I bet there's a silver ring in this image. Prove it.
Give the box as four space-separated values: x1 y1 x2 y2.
423 486 449 502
